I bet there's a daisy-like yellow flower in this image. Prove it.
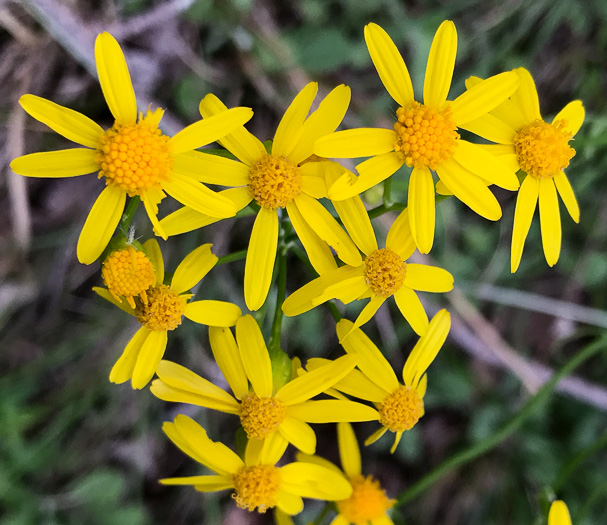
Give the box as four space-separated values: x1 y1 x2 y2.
161 415 353 515
10 32 253 264
157 83 362 310
151 314 377 454
463 69 584 272
322 310 451 453
548 501 572 525
315 22 521 253
298 422 396 525
94 239 241 389
282 208 453 338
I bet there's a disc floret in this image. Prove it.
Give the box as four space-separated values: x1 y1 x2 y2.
364 248 407 298
231 465 281 513
337 474 396 524
248 153 302 209
239 393 287 440
379 385 425 432
394 102 459 170
135 284 185 332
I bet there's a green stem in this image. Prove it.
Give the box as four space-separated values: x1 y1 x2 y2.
119 196 140 234
311 502 333 525
575 478 607 522
383 176 393 207
268 242 287 358
217 249 248 265
368 202 406 219
553 429 607 492
397 335 607 507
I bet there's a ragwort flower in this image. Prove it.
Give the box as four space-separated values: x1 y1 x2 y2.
160 415 352 515
299 422 396 525
327 310 451 453
94 239 241 389
463 69 584 271
548 501 571 525
282 208 453 338
10 32 252 264
315 21 521 253
151 314 377 454
158 83 361 310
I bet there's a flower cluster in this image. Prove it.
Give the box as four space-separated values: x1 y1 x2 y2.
11 21 583 523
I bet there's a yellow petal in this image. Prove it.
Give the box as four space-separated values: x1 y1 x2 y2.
287 399 378 423
327 152 402 201
314 128 396 159
453 140 519 190
436 158 502 221
169 107 253 155
459 112 517 144
273 82 318 158
278 417 317 455
131 330 168 389
385 207 416 260
402 309 450 389
404 264 454 292
184 300 241 327
289 84 351 165
333 194 378 256
295 452 343 476
11 149 99 178
294 193 361 267
286 200 338 275
166 414 244 475
416 373 428 398
151 360 240 413
312 268 368 307
393 286 429 336
95 32 137 125
159 187 252 237
301 173 328 200
160 474 232 491
275 492 304 517
344 295 385 338
251 432 289 466
511 175 539 273
364 23 414 107
236 314 273 397
141 187 167 239
364 426 388 447
554 171 579 223
19 94 104 148
280 461 352 500
172 151 250 186
171 243 217 294
424 20 457 109
142 238 164 285
77 185 126 264
451 71 520 125
244 208 278 311
336 319 399 391
276 354 359 405
390 432 404 454
208 326 249 399
199 93 266 165
511 68 541 123
553 100 585 137
337 422 361 477
109 326 150 384
329 368 391 401
548 501 572 525
92 286 136 316
539 177 561 267
408 165 435 254
163 173 237 218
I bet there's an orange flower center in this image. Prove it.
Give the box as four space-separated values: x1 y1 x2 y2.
514 119 575 179
97 109 173 196
394 101 459 170
239 393 287 440
248 153 302 209
379 385 424 432
102 246 156 309
364 248 407 298
232 465 281 513
337 474 396 524
135 284 184 332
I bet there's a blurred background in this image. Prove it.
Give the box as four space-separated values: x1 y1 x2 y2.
1 0 607 524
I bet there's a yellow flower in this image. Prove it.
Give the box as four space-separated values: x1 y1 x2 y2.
548 500 572 525
160 415 353 515
314 22 521 254
282 208 453 338
463 69 584 272
158 83 362 310
10 32 252 264
94 239 241 389
151 314 377 454
320 310 451 453
299 422 396 525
